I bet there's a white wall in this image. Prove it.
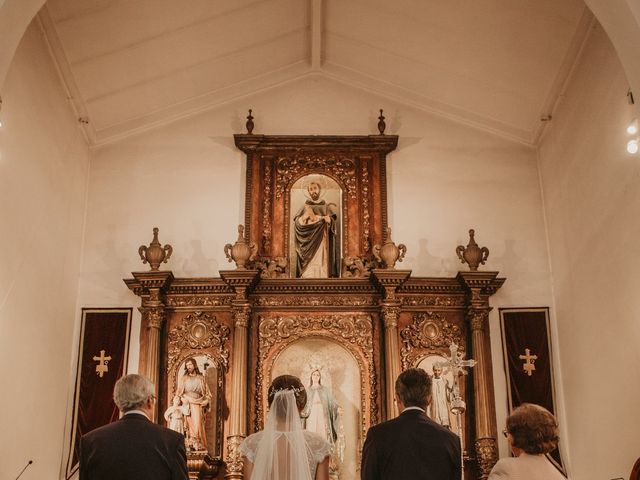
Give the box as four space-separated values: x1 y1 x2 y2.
0 19 90 480
81 74 554 459
0 4 637 479
539 22 640 479
0 0 46 87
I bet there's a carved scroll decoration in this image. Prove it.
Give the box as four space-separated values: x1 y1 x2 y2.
165 296 232 307
262 159 273 252
275 154 357 200
254 314 377 447
253 295 377 307
361 157 371 252
144 305 165 330
400 312 464 370
401 296 466 307
258 315 372 351
475 437 499 479
167 311 231 374
469 310 490 331
342 194 350 266
252 256 287 278
343 256 377 278
186 452 218 478
225 435 244 478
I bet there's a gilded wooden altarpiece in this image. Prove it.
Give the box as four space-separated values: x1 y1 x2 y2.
234 134 398 276
125 131 506 480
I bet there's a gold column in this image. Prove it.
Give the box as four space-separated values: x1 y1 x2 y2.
371 269 411 420
129 271 174 418
382 303 401 418
220 270 259 480
142 290 164 389
457 271 505 479
225 305 249 479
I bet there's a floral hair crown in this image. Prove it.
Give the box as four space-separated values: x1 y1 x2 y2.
271 386 305 397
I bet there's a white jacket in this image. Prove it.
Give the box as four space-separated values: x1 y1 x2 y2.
488 453 565 480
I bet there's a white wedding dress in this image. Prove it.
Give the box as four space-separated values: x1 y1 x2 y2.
239 390 330 480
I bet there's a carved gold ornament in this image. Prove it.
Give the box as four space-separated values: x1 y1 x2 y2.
164 295 232 307
224 225 257 270
255 314 377 444
275 155 357 200
361 158 371 252
373 228 407 269
400 312 464 370
253 295 376 307
469 310 489 331
253 256 288 278
224 435 245 476
475 437 498 478
401 295 465 307
138 227 173 271
167 311 230 373
456 229 489 272
258 315 373 351
262 160 273 251
144 306 165 330
343 256 376 278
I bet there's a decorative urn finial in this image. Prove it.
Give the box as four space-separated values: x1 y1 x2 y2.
138 227 173 271
373 227 406 269
377 109 386 135
224 225 257 269
456 229 489 271
246 109 254 134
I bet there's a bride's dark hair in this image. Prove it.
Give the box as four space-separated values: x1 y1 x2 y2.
267 375 307 411
254 375 313 479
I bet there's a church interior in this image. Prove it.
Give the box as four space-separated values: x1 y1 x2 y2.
1 0 640 479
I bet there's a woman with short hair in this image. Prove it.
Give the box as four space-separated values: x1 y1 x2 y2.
489 403 565 479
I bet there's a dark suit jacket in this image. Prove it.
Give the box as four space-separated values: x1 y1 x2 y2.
79 413 189 480
361 409 461 480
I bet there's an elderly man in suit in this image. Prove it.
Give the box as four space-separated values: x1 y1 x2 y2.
361 368 461 480
80 374 189 480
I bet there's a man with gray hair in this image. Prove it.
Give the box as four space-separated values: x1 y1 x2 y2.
80 374 188 480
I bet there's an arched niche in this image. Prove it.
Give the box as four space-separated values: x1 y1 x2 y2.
252 313 379 480
289 173 343 278
271 338 361 479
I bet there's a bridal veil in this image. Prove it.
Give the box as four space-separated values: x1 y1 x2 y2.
250 389 313 480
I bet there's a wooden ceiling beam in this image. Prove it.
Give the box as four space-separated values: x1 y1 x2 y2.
310 0 322 70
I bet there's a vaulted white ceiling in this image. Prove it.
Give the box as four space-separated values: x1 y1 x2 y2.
39 0 592 146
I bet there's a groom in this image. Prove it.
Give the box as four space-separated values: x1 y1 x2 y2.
360 368 461 480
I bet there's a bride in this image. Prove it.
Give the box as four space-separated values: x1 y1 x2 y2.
240 375 330 480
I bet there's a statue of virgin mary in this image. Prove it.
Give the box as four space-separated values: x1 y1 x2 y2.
301 368 344 471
